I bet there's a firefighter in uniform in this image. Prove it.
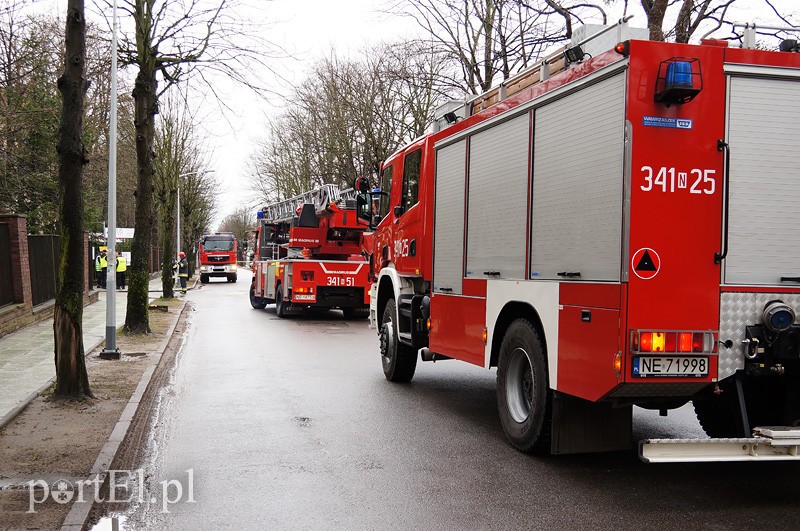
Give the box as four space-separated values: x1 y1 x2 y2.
116 250 127 290
174 251 189 294
95 249 108 289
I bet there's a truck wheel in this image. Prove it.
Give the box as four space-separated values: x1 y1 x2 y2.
496 319 551 454
231 274 237 283
200 274 209 284
380 298 416 382
275 286 288 318
693 376 781 438
249 283 267 310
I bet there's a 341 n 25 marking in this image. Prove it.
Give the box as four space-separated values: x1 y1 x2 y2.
640 166 716 195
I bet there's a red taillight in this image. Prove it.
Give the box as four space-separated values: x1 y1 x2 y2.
692 332 704 353
664 332 676 352
631 329 718 354
639 332 653 352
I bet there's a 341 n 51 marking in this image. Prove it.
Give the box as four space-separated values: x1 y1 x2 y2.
640 166 716 195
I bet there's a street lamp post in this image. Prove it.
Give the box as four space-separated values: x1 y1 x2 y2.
100 0 119 359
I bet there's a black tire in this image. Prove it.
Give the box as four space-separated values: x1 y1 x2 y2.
496 319 551 454
231 274 237 283
275 286 287 318
694 375 784 438
200 274 209 284
249 283 267 309
379 298 417 382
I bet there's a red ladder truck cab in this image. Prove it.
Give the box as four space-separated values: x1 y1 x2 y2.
249 184 372 319
198 232 238 283
367 20 800 462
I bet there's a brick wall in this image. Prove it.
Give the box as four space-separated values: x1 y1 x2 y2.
0 215 96 338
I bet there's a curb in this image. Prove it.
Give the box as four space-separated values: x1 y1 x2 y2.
60 301 189 531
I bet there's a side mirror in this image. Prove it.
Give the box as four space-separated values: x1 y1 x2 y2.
394 205 404 217
354 176 370 193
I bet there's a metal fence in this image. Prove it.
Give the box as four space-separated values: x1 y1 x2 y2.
0 224 14 307
149 247 164 274
28 235 61 306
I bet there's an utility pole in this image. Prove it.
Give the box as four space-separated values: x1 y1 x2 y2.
100 0 119 359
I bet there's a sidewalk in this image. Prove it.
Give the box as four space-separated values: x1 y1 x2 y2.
0 276 178 428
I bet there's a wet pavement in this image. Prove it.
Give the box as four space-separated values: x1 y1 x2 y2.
120 270 800 530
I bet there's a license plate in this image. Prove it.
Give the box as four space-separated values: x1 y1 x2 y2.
294 294 315 301
632 356 708 378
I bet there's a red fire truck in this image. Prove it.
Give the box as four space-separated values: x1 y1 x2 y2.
249 184 371 318
363 21 800 461
198 232 238 283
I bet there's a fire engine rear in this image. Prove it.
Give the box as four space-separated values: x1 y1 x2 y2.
362 20 800 461
249 185 371 318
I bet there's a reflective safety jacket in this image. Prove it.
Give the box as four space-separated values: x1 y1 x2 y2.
116 255 127 272
96 254 107 270
177 257 188 277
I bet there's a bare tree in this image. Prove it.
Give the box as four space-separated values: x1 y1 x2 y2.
53 0 91 397
217 205 253 258
609 0 796 44
109 0 280 333
396 0 607 94
249 44 447 203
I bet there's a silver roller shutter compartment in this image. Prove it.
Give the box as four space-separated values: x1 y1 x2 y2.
433 140 467 294
724 76 800 285
466 114 530 279
530 73 626 281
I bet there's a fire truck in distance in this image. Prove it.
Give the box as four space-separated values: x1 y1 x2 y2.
358 19 800 462
249 184 371 319
198 232 238 283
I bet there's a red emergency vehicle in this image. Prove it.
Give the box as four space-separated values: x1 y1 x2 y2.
362 21 800 461
198 232 238 283
249 185 371 318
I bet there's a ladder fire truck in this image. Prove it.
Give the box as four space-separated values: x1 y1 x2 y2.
249 184 371 318
361 19 800 462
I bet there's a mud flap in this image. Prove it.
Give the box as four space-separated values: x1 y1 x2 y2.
550 392 633 454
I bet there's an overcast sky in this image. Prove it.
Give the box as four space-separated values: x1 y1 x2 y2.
23 0 800 228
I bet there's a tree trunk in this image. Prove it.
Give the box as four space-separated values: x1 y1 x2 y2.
641 0 668 42
160 189 176 298
124 66 158 333
54 0 91 397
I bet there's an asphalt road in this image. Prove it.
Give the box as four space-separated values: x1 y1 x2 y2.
122 270 800 530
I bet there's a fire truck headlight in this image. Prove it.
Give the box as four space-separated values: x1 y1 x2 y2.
230 264 237 270
763 300 796 333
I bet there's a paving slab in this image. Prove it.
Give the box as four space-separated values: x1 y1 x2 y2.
0 277 172 428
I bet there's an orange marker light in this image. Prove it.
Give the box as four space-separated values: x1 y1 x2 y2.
678 332 693 352
651 332 665 352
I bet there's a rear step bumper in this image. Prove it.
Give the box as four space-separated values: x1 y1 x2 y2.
640 427 800 463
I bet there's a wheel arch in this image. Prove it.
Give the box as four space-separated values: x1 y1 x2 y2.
375 266 417 328
490 302 548 370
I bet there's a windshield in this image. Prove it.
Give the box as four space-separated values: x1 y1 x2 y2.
203 238 234 252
